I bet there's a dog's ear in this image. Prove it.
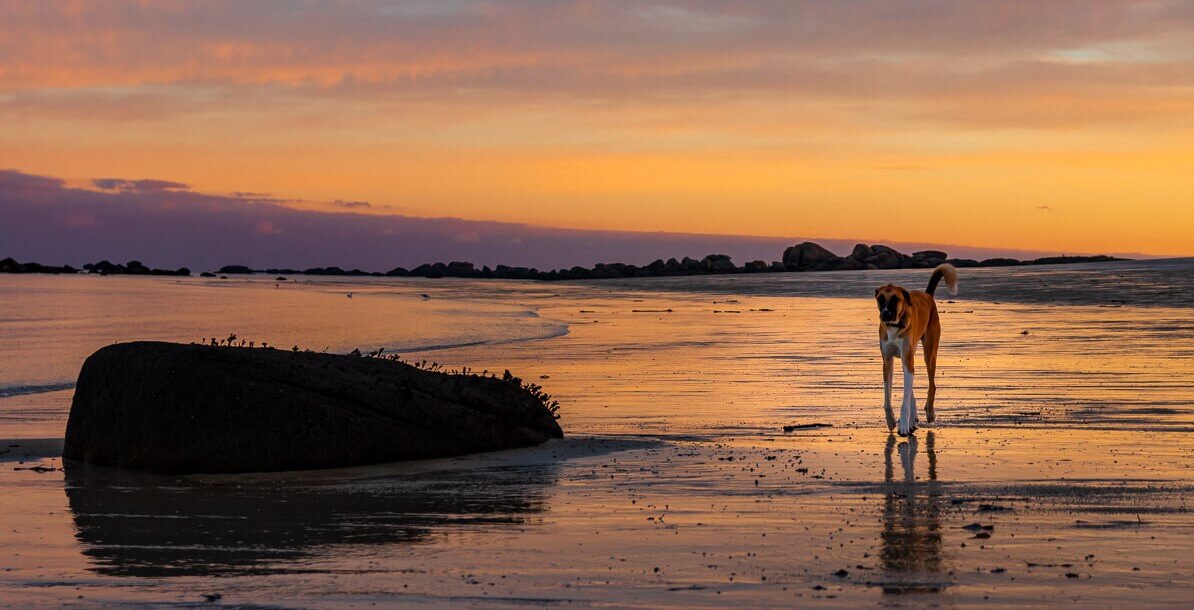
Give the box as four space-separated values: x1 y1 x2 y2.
874 287 880 297
900 287 911 304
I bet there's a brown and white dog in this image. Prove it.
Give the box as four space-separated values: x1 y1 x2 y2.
875 264 958 436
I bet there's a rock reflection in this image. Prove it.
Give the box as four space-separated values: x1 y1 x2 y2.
880 431 946 594
65 460 558 578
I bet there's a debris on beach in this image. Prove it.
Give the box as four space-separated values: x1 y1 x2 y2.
783 423 833 432
977 503 1012 512
13 464 61 473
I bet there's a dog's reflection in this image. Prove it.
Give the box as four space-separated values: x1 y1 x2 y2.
880 431 945 593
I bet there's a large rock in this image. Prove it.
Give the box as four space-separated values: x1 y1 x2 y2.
782 242 841 271
863 244 905 269
850 243 871 262
742 260 769 273
702 254 737 273
64 342 563 474
912 250 948 261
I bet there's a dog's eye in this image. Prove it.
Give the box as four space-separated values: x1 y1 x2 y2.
876 295 886 307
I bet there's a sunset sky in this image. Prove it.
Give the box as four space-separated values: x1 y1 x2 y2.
3 0 1192 264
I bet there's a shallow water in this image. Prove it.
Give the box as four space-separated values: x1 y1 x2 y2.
0 260 1191 608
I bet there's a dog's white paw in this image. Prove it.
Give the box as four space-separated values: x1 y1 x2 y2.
897 412 919 436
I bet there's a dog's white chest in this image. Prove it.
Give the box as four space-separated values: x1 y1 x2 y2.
881 327 905 356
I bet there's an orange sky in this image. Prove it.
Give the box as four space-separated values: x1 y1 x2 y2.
2 1 1192 256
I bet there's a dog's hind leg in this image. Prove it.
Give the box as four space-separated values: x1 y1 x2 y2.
922 323 940 423
883 354 896 430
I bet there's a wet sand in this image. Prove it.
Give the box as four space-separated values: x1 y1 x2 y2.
0 270 1191 608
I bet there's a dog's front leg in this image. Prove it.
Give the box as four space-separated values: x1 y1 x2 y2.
898 355 918 436
883 355 895 430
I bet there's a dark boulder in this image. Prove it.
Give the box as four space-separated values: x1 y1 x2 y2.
913 250 948 261
980 257 1021 267
302 266 348 275
590 263 626 279
863 244 904 269
822 257 864 271
679 256 703 273
850 243 871 262
218 265 254 274
783 242 840 271
445 261 477 277
64 342 563 474
81 260 188 276
867 252 902 269
1031 255 1122 265
702 254 737 273
948 258 981 268
0 257 78 274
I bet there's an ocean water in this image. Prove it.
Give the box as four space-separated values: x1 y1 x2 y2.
0 275 567 436
0 259 1190 438
595 257 1194 307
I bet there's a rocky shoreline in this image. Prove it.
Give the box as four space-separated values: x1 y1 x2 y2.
3 242 1124 281
231 242 1125 280
1 257 190 276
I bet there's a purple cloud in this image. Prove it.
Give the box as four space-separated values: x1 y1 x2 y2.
1 169 1088 271
92 178 190 192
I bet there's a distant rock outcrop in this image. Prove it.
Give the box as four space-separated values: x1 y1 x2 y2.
64 342 563 474
83 260 190 276
309 246 1126 280
4 242 1128 280
0 257 78 274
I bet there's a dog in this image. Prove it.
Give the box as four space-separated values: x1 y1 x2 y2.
875 264 958 436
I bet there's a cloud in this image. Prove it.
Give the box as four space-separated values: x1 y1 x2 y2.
1 1 1191 129
0 168 1088 270
92 178 190 192
332 199 371 209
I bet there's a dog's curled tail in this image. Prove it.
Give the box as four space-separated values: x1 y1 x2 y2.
926 263 958 297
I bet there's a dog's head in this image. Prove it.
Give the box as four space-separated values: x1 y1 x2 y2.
874 284 911 326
